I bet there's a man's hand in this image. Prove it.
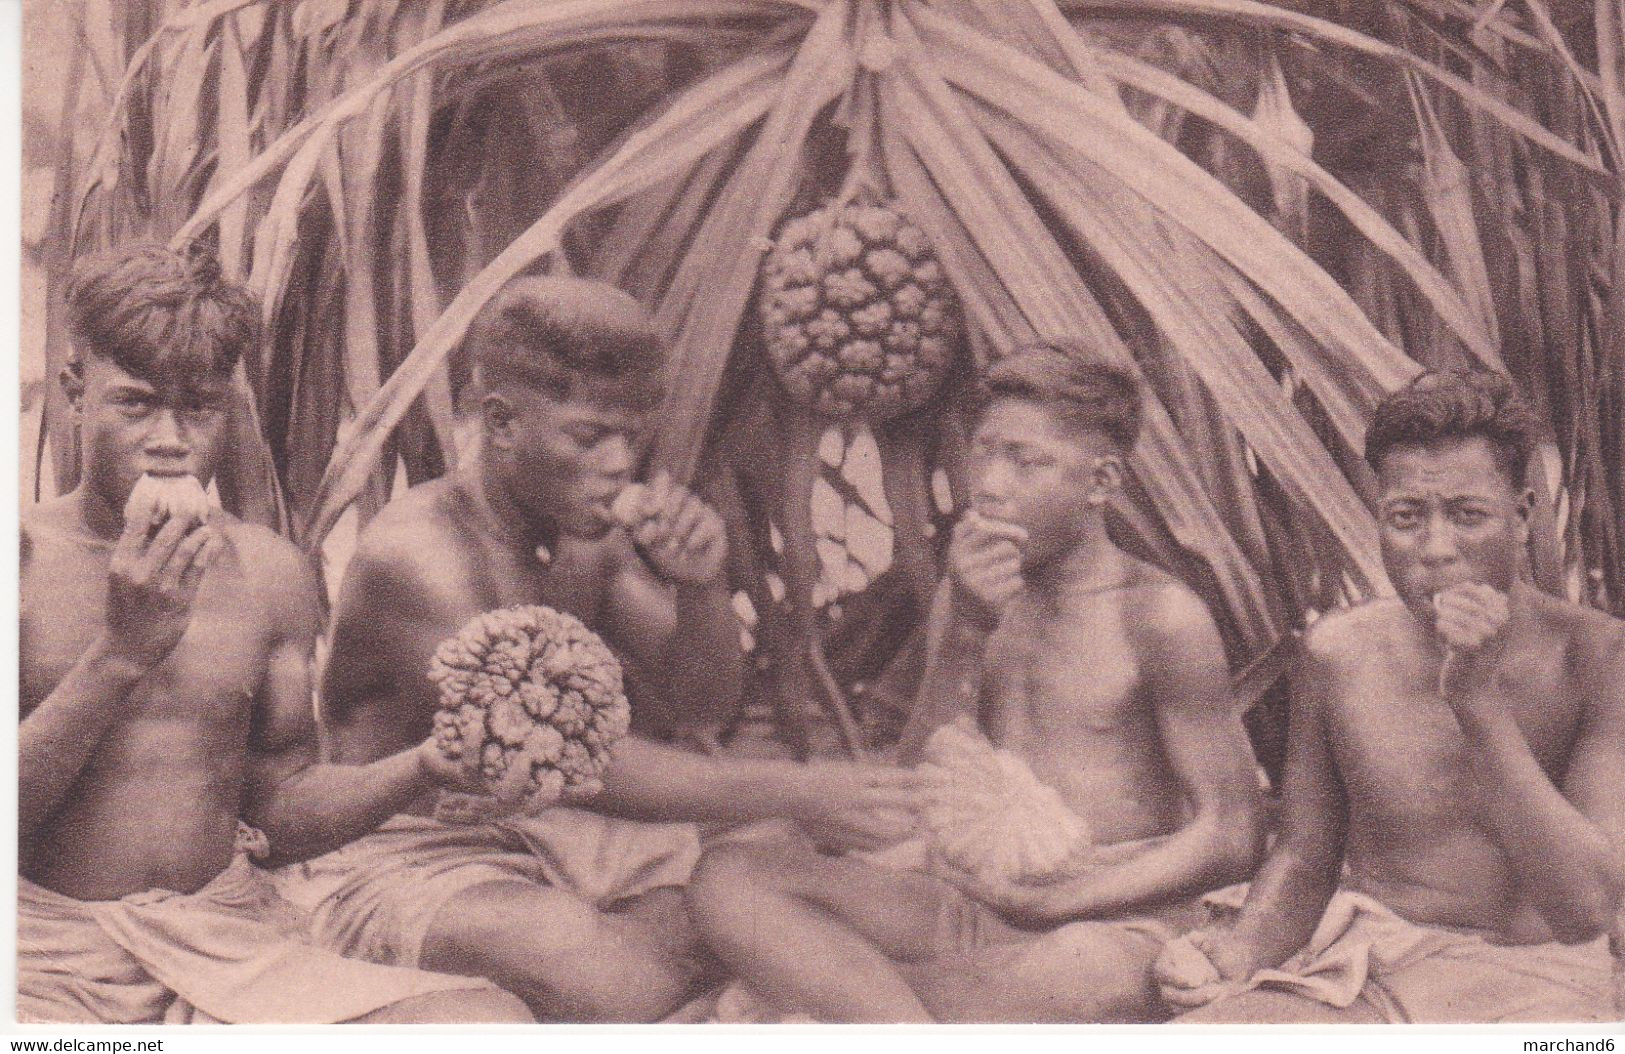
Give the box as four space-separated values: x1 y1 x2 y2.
1153 927 1253 1010
616 472 727 586
793 761 923 853
1433 583 1511 703
948 511 1026 628
414 737 486 794
104 512 220 670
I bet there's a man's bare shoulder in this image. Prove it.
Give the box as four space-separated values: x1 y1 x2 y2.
213 517 319 626
1523 589 1625 698
1300 598 1410 668
20 495 86 555
340 478 473 611
1116 559 1219 645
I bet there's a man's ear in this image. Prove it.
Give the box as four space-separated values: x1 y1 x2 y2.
60 360 86 421
481 391 516 450
1514 485 1535 544
1087 453 1124 507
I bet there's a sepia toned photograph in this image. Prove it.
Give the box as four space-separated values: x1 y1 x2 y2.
14 0 1625 1031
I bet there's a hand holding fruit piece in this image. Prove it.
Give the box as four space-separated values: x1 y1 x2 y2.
104 474 220 670
612 472 727 586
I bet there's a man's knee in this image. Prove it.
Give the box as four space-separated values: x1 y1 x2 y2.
685 841 793 930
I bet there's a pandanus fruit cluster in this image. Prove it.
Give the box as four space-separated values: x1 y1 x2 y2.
754 190 966 756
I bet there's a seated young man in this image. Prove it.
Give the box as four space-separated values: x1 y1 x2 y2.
683 346 1266 1023
281 274 920 1023
1157 370 1625 1024
18 244 532 1025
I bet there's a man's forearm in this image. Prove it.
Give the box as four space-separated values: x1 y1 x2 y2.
653 583 744 724
1457 708 1623 937
20 638 148 839
253 746 430 866
1032 815 1256 925
593 736 811 824
1224 844 1341 973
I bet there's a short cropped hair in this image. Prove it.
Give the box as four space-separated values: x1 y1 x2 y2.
64 243 259 383
980 341 1142 452
1365 369 1541 487
464 275 665 411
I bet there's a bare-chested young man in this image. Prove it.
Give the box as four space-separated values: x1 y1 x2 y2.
18 244 532 1025
280 274 920 1022
683 346 1265 1023
1158 370 1625 1023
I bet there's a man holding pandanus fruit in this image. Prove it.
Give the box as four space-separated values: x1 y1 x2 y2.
1157 370 1625 1023
685 346 1266 1023
290 274 922 1023
18 244 532 1024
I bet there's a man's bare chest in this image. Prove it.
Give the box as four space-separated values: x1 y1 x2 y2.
21 551 271 723
1328 661 1579 806
465 540 612 625
987 606 1144 735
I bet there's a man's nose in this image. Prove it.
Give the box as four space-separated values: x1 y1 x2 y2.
595 434 634 480
972 461 1015 507
143 408 191 454
1416 511 1459 564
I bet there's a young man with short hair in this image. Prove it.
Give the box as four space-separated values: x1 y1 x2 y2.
683 344 1265 1023
285 274 920 1022
1158 369 1625 1023
19 244 532 1024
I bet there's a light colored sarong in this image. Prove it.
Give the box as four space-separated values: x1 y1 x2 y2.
17 855 492 1024
276 806 700 969
1201 885 1614 1023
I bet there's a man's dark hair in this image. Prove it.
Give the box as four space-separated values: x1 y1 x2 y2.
980 341 1142 452
64 243 260 384
1365 369 1541 487
464 275 665 411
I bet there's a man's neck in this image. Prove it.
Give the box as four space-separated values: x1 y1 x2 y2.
1024 516 1124 600
465 458 557 555
72 483 126 543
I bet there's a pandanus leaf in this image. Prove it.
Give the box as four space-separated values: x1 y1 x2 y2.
971 104 1389 591
1054 0 1615 189
911 5 1501 376
171 0 804 256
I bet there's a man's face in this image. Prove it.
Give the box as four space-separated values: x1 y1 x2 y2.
68 353 232 510
1376 436 1532 619
968 398 1114 568
499 387 648 539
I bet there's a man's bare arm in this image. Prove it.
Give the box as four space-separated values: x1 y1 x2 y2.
1219 627 1350 973
604 544 743 729
20 516 218 840
592 734 917 839
1456 622 1625 942
239 534 443 866
982 587 1264 924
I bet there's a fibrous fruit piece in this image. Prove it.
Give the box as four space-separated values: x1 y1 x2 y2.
610 483 658 529
759 196 961 420
917 717 1091 883
428 604 631 815
123 473 211 529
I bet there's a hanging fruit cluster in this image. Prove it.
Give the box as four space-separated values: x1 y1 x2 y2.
759 196 962 420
